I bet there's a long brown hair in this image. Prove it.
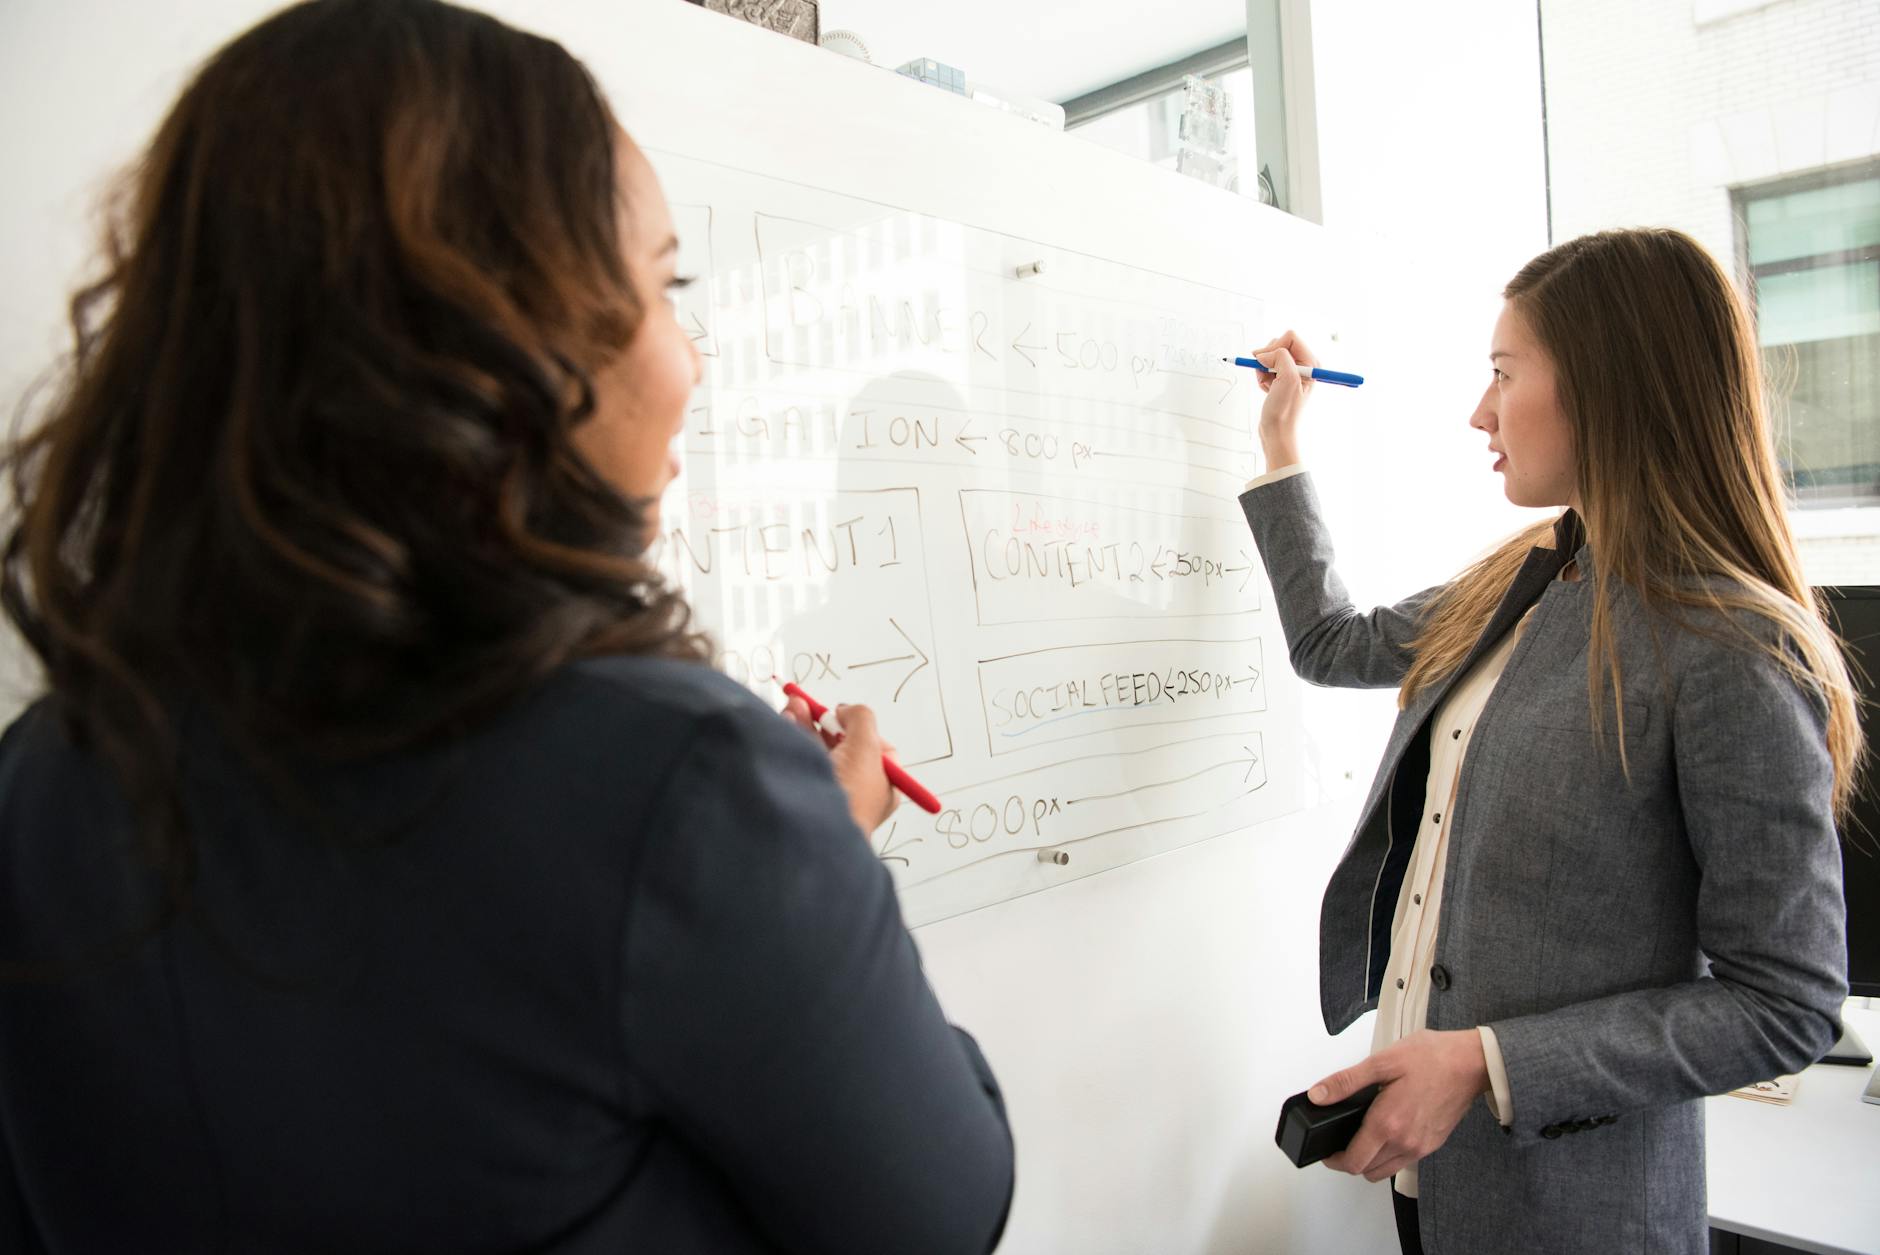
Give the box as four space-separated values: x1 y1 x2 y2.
2 0 709 931
1400 229 1863 818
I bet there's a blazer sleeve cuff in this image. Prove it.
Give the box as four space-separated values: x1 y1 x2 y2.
1478 1025 1515 1128
1484 1011 1636 1148
1243 463 1307 493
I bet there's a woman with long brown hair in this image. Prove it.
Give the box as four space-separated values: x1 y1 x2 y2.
1240 229 1855 1254
0 2 1012 1251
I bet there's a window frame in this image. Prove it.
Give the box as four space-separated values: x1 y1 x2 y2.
1733 159 1880 287
1060 39 1250 130
1731 158 1880 509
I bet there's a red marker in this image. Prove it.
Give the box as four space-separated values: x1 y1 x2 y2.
776 679 943 814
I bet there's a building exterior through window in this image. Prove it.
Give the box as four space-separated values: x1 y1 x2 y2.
1737 165 1880 507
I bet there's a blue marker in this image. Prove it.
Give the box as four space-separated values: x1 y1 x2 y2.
1221 356 1364 388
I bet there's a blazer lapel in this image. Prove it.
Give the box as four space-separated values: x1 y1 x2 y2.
1421 510 1582 714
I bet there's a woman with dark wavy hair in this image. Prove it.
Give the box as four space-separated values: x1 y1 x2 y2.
0 2 1013 1251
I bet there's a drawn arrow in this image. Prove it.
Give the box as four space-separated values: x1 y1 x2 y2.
1227 665 1262 690
681 310 720 357
876 822 925 868
1158 366 1238 404
954 418 985 454
1224 549 1254 592
1010 322 1049 368
1065 744 1263 805
847 617 932 701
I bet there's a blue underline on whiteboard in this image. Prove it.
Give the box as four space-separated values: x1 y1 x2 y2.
1000 706 1166 737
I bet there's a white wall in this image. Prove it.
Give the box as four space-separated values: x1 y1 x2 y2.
0 2 1549 1251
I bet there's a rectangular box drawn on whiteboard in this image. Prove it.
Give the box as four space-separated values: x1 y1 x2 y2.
976 636 1267 757
658 486 955 766
885 729 1268 891
959 488 1260 625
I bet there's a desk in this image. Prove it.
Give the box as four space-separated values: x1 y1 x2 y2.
1706 1000 1880 1255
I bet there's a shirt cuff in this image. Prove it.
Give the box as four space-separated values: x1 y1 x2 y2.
1479 1025 1514 1128
1242 463 1306 493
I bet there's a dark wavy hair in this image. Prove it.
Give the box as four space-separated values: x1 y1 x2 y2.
2 0 709 934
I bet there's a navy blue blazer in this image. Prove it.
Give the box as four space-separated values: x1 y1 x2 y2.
0 657 1012 1254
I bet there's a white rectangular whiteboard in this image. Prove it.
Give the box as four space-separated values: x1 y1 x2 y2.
648 150 1315 924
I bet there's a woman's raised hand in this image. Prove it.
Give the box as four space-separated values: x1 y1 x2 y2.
1251 329 1319 473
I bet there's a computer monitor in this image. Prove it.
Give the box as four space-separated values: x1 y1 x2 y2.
1817 587 1880 1002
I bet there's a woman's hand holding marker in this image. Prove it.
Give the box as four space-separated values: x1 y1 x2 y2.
1252 329 1319 472
778 687 947 834
781 694 902 836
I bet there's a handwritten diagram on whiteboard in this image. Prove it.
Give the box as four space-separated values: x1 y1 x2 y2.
649 149 1306 925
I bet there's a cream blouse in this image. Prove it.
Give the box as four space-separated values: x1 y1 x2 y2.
1371 608 1526 1198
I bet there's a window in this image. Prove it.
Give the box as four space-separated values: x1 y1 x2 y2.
1071 66 1258 195
1070 79 1188 170
1736 164 1880 507
1061 30 1265 203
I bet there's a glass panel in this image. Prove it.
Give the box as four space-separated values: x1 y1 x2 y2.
1069 67 1257 196
1756 261 1880 346
1769 331 1880 505
1215 66 1259 196
1072 86 1182 170
1745 177 1880 267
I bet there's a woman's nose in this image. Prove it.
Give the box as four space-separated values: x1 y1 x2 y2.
1469 383 1497 431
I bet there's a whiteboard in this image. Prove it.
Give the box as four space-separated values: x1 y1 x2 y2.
648 150 1319 924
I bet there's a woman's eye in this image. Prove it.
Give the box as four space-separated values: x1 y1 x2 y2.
666 275 697 300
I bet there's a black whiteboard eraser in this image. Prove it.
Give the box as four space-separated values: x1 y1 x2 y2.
1274 1083 1379 1168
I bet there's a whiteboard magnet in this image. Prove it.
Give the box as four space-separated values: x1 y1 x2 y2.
1015 260 1045 278
1036 848 1069 865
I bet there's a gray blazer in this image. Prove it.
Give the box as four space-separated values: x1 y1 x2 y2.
1240 473 1847 1255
